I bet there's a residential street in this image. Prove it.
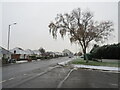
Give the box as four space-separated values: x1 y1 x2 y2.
1 57 119 88
1 1 119 89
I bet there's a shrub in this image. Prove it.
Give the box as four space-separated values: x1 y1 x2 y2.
90 43 120 59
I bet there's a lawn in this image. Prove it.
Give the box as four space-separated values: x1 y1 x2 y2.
72 58 120 67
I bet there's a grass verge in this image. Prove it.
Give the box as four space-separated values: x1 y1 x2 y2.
72 59 120 67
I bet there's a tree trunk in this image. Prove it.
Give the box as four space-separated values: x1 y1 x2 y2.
78 40 89 63
83 47 89 63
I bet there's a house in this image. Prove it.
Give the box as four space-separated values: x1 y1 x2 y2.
24 49 34 55
54 52 63 56
33 50 41 57
0 46 13 64
10 47 38 60
0 46 12 59
45 51 55 58
62 49 73 56
24 49 35 58
10 47 26 60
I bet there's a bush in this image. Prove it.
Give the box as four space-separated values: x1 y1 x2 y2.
29 56 37 60
84 53 92 60
2 58 8 64
90 43 120 59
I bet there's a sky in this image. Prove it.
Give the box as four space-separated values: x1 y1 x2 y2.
1 1 119 53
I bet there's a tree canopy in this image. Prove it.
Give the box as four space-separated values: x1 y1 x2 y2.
48 8 114 62
39 47 45 54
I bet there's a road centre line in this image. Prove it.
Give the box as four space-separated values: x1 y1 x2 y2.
111 84 118 86
37 72 45 76
36 65 61 76
0 80 7 84
0 77 15 84
24 74 27 76
8 78 14 80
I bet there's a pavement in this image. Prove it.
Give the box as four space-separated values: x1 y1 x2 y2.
61 67 119 88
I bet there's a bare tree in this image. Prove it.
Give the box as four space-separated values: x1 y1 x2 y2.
48 8 114 63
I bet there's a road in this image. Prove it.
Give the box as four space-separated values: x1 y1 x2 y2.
2 57 71 80
1 57 119 88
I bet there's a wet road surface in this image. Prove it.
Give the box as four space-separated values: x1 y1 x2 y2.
1 57 119 88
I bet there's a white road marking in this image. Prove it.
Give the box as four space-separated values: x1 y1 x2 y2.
24 74 27 76
0 78 15 84
36 65 61 76
8 78 14 80
0 80 7 83
111 84 118 86
37 72 46 76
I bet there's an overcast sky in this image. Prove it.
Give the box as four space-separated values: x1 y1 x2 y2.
1 1 118 53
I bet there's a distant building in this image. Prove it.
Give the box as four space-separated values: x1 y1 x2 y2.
33 50 40 55
33 50 41 57
45 51 55 57
24 49 34 55
62 49 73 56
54 52 63 56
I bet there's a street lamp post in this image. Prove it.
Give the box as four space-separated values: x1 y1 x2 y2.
7 22 17 57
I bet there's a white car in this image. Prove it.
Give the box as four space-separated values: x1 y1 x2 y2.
80 55 84 58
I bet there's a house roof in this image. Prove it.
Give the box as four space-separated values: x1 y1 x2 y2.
10 47 26 54
0 46 12 54
24 49 35 55
10 47 42 55
33 50 41 55
63 49 72 53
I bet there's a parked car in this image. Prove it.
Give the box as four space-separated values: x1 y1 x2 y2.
80 55 84 58
8 59 16 63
